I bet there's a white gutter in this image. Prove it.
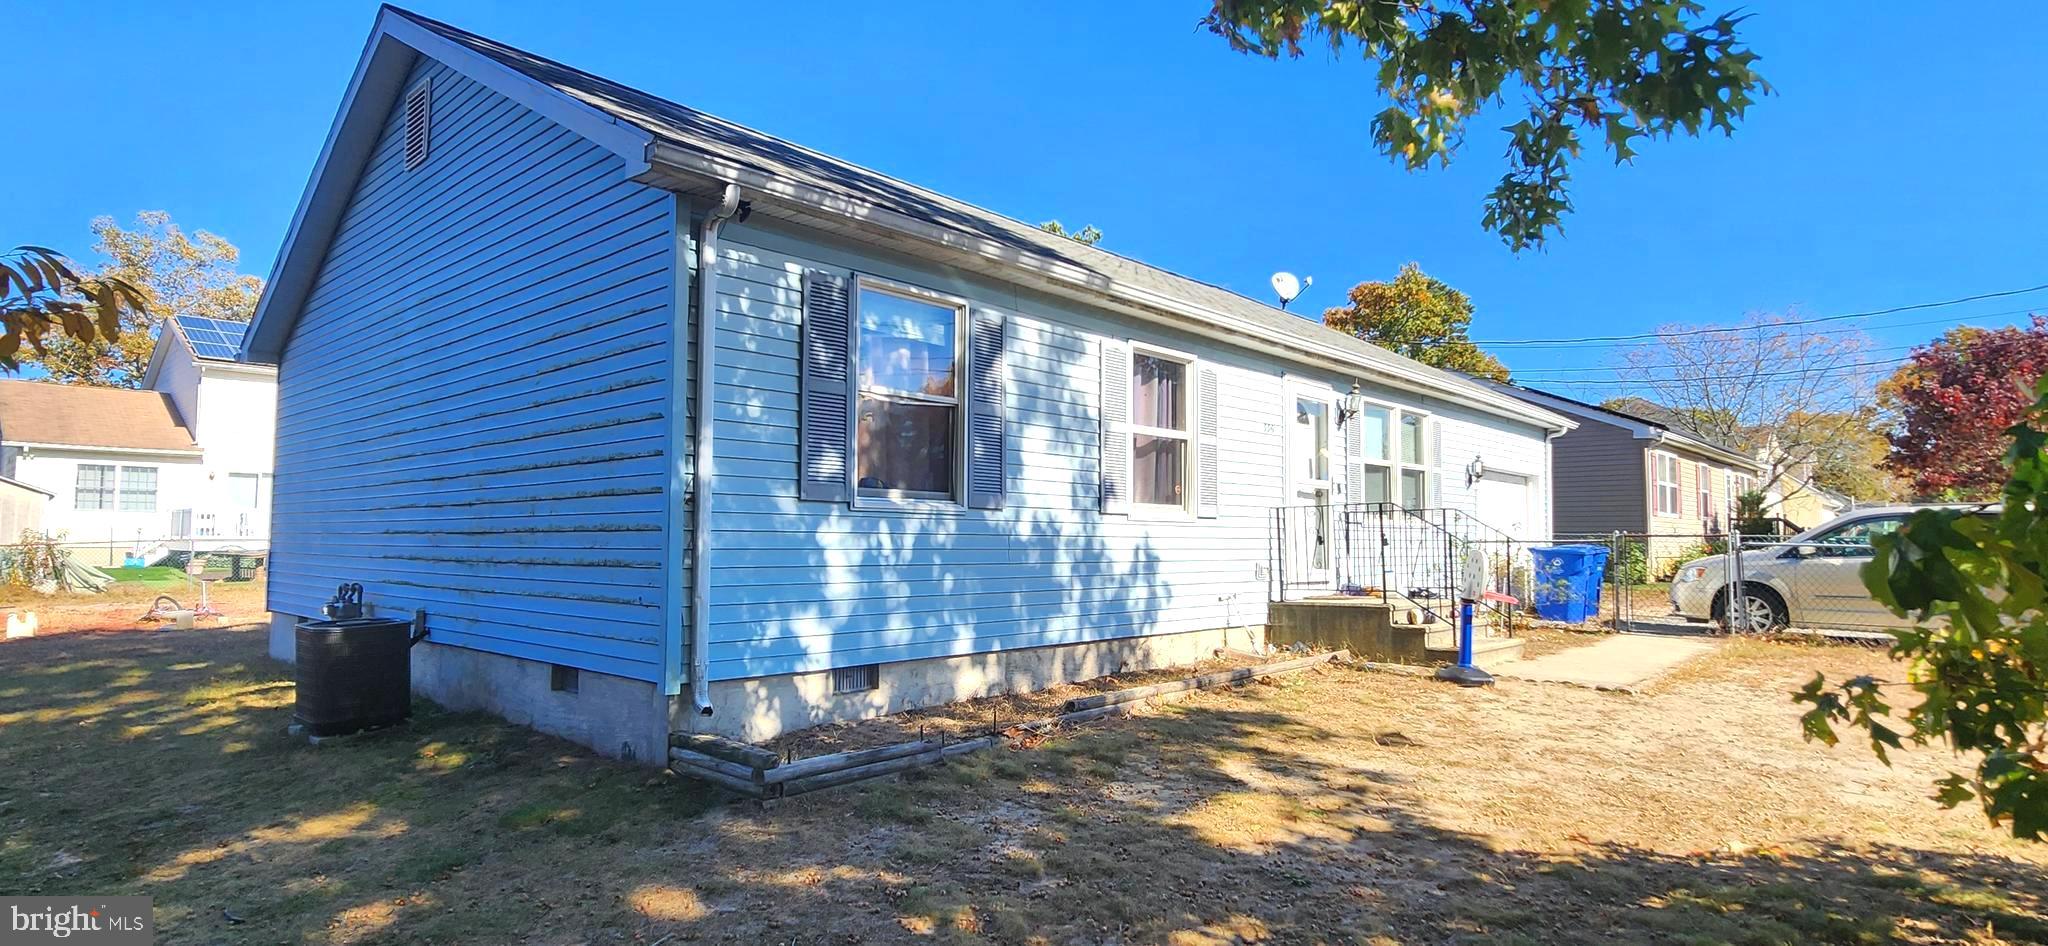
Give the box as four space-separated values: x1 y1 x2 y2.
687 184 742 716
10 442 204 458
637 144 1573 434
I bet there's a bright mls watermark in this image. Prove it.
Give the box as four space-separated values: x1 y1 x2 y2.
2 897 152 944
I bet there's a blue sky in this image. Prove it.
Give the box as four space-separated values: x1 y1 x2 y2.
12 2 2046 393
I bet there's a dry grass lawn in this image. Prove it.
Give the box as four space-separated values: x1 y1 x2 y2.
2 624 2044 945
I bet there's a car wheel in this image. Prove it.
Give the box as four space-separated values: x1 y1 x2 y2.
1716 584 1789 633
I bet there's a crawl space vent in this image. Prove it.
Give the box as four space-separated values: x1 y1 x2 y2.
832 664 879 695
403 81 431 170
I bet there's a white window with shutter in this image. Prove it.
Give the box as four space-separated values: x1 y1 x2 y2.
1100 338 1217 517
798 270 1005 510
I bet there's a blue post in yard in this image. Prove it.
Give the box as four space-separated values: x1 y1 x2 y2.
1458 599 1475 667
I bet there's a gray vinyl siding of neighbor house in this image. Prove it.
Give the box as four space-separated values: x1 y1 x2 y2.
1551 417 1648 535
265 56 683 685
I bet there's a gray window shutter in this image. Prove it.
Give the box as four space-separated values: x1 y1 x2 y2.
799 270 853 503
1344 404 1365 504
965 310 1007 510
1098 339 1131 515
1195 364 1220 518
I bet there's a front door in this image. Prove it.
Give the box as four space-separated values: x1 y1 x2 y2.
1287 391 1335 587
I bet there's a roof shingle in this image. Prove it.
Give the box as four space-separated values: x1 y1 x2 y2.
0 381 198 452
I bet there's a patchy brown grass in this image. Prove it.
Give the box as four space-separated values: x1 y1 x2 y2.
0 576 269 636
3 626 2043 945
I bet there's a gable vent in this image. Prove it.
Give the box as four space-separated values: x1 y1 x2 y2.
403 81 432 170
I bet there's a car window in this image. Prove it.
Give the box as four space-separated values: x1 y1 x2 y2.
1808 516 1905 558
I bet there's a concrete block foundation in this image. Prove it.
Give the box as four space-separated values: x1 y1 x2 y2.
682 623 1267 743
273 613 1266 762
268 613 671 764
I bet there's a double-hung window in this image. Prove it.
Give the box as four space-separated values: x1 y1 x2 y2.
75 464 114 511
852 279 965 502
76 464 156 511
1696 462 1715 526
1398 412 1429 509
1653 453 1682 517
119 466 158 512
1130 348 1192 509
1353 404 1431 508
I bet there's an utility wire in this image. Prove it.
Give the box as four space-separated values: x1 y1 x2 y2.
1479 307 2037 352
1472 282 2048 347
1508 343 1922 377
1518 353 1914 386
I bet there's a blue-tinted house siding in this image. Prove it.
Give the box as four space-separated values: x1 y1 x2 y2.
267 57 682 684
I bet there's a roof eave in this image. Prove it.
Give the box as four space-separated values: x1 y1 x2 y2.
641 146 1575 433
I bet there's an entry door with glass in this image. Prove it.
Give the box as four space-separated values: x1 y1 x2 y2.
1287 390 1335 586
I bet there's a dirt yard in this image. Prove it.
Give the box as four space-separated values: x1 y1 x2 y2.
3 625 2043 945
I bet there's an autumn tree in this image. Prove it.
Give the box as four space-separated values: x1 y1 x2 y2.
1323 263 1509 381
1202 0 1769 250
24 212 263 387
1037 220 1104 246
1878 317 2048 500
1613 315 1881 511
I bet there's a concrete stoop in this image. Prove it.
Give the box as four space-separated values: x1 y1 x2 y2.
1267 597 1524 666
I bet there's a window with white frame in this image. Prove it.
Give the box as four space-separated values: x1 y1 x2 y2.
1696 462 1714 523
119 466 157 512
228 473 261 509
1653 453 1682 516
1354 404 1431 508
1130 348 1191 508
1398 412 1429 509
75 464 114 510
852 280 964 502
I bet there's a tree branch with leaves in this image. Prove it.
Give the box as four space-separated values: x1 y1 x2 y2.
0 246 147 371
1796 376 2048 840
1201 0 1769 250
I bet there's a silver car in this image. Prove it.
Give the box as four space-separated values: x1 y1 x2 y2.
1668 505 1987 631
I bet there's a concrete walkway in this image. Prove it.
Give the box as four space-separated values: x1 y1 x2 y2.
1493 633 1717 692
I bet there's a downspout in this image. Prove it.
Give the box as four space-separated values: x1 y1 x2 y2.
689 184 743 716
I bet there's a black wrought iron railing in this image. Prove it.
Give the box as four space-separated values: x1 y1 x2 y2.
1269 502 1528 629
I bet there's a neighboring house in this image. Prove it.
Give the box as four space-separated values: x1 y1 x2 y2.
243 8 1574 761
1770 474 1851 531
1476 382 1762 574
0 315 278 565
0 475 52 540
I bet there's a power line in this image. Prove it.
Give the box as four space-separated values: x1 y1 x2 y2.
1472 282 2048 347
1507 342 1922 377
1517 353 1914 386
1479 307 2036 352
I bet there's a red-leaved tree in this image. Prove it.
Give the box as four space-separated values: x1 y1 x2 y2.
1880 316 2048 498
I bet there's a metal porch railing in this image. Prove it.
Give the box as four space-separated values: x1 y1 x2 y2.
1269 502 1529 629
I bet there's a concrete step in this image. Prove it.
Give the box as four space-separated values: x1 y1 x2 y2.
1426 634 1525 665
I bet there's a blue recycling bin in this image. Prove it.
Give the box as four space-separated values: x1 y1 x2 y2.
1529 544 1611 623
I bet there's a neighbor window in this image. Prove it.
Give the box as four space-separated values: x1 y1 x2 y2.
1653 453 1682 516
1354 404 1430 508
75 464 114 510
853 280 963 502
1130 349 1191 508
228 473 261 509
1697 462 1714 524
118 466 157 512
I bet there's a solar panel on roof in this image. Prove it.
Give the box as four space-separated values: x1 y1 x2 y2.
173 315 251 360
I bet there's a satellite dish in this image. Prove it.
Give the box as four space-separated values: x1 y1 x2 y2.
1271 272 1312 309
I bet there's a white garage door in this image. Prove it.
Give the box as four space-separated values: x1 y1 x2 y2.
1475 472 1533 541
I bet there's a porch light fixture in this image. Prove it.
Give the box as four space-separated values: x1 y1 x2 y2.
1466 455 1486 485
1337 382 1365 425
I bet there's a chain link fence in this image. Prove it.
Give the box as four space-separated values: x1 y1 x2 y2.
1538 530 1902 639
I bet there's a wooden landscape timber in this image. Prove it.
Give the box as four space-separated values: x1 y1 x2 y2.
666 650 1351 800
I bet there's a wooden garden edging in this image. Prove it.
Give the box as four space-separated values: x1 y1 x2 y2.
667 650 1350 800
